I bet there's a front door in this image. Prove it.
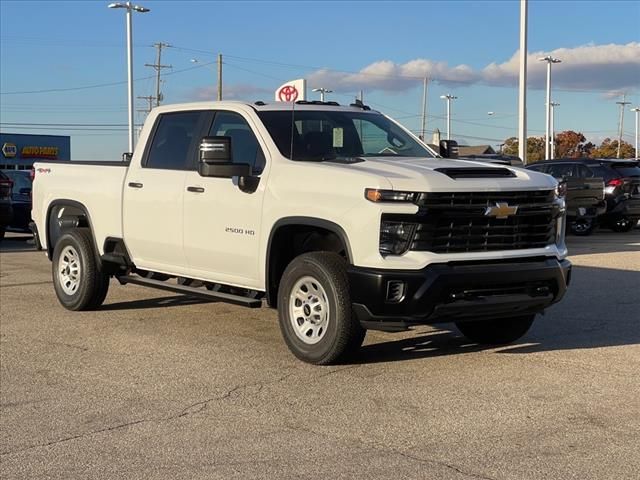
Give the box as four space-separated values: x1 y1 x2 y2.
183 110 268 289
123 110 207 273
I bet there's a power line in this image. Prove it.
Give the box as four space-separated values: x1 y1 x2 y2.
0 61 214 95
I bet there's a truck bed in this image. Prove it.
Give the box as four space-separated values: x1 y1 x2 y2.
32 160 129 254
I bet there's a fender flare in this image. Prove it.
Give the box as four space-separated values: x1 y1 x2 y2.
265 216 353 306
45 199 99 261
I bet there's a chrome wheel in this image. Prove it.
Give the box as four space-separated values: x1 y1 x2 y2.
289 275 330 345
58 245 81 295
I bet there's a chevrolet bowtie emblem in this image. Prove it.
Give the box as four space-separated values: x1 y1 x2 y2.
484 202 518 219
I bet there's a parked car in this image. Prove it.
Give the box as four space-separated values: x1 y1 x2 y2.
526 161 606 235
2 169 33 232
527 158 639 233
32 100 570 364
0 171 13 240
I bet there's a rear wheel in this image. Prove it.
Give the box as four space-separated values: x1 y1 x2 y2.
52 228 109 311
569 218 595 236
610 216 635 232
0 227 5 241
455 315 535 345
277 252 365 365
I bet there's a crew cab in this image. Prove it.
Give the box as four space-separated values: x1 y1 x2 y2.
32 101 571 364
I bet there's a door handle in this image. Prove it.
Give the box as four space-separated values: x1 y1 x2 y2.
128 182 143 189
187 186 205 193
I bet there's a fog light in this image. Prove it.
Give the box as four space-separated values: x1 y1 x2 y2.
386 281 406 303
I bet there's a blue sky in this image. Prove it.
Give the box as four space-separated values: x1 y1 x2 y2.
1 0 639 160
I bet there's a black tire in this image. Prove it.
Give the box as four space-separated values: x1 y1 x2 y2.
52 228 110 311
569 218 595 236
455 315 535 345
0 227 5 241
610 217 635 233
277 252 365 365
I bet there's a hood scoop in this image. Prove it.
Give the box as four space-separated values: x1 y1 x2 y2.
435 167 516 179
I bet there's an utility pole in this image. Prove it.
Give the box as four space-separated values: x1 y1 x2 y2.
518 0 528 164
539 55 561 160
440 94 457 140
550 101 559 159
145 42 172 107
420 77 429 141
137 95 155 115
616 94 631 158
217 53 223 101
631 107 640 160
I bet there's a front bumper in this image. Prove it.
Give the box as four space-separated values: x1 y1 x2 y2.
348 257 571 332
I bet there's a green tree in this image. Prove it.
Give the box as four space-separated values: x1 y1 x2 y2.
590 138 636 159
554 131 594 158
502 136 545 162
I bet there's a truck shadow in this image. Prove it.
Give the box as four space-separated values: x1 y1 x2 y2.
99 295 213 311
355 264 640 364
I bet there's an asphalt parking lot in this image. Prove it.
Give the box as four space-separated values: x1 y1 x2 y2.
1 231 639 480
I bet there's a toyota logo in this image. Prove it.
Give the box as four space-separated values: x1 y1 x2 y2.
278 85 299 102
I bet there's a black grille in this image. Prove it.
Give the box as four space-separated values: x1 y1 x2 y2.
387 190 559 254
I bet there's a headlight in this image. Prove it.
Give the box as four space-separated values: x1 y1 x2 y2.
380 221 417 256
365 188 418 203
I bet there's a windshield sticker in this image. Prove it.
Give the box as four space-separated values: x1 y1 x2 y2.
333 128 344 148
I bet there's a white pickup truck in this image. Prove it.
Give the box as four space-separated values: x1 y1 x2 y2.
32 100 571 364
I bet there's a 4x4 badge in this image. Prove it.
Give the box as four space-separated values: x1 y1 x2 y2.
484 202 518 219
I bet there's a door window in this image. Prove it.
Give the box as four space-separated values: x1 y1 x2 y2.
145 111 204 170
209 112 265 174
546 164 575 179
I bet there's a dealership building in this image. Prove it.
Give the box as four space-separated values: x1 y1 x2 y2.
1 132 70 170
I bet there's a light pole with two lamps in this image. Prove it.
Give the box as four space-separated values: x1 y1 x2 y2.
440 94 457 140
538 55 561 160
108 1 150 155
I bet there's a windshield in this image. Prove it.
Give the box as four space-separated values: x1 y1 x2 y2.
257 110 435 161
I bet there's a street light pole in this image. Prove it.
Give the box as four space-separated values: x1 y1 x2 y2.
440 94 457 140
539 55 561 160
312 88 332 102
550 101 559 159
108 2 149 154
518 0 528 164
631 107 640 160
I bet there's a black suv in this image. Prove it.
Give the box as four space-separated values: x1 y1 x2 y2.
527 158 640 232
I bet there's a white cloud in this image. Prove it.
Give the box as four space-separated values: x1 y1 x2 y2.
307 42 640 93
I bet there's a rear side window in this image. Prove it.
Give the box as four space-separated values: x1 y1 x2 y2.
209 111 265 174
146 111 204 170
576 165 594 178
610 163 640 178
527 164 547 173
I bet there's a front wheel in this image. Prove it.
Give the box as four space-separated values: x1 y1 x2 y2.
277 252 365 365
52 228 109 311
455 315 535 345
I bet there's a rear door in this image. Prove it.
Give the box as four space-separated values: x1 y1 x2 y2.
123 110 208 273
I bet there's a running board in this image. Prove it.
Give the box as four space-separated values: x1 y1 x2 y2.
117 275 262 308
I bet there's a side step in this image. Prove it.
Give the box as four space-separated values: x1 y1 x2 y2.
117 275 262 308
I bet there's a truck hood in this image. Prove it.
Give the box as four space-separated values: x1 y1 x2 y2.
341 156 557 191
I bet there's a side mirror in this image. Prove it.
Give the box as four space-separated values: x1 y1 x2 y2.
439 140 459 159
198 136 251 178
